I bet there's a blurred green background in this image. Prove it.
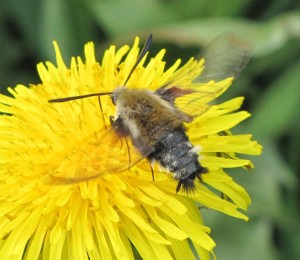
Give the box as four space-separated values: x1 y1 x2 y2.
0 0 299 259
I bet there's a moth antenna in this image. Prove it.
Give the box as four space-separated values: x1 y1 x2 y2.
48 92 113 103
124 137 132 169
122 34 153 86
49 35 152 103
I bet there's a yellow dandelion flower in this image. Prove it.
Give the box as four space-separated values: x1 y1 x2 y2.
0 36 262 259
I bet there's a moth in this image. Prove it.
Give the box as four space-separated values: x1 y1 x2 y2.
49 34 251 193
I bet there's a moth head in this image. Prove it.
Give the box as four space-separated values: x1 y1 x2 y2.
111 87 127 105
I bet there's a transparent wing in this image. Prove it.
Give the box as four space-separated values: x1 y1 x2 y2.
196 32 253 82
157 33 253 118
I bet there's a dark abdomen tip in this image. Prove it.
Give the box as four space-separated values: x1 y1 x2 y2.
176 167 208 193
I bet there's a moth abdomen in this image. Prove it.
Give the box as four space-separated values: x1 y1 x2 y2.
150 127 207 193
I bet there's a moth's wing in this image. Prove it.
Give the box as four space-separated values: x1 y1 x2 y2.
160 81 231 118
158 33 253 118
48 126 146 185
195 32 253 82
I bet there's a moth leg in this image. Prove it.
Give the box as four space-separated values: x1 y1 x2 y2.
150 162 155 181
176 181 182 193
124 137 131 169
109 116 132 169
98 96 108 129
109 116 130 137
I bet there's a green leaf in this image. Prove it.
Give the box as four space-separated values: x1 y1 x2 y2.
87 0 175 38
141 12 300 58
202 211 280 260
245 139 295 217
38 0 98 61
245 60 300 139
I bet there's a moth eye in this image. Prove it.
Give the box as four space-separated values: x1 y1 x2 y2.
111 94 117 105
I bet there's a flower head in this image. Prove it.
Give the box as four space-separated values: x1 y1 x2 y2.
0 37 262 259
